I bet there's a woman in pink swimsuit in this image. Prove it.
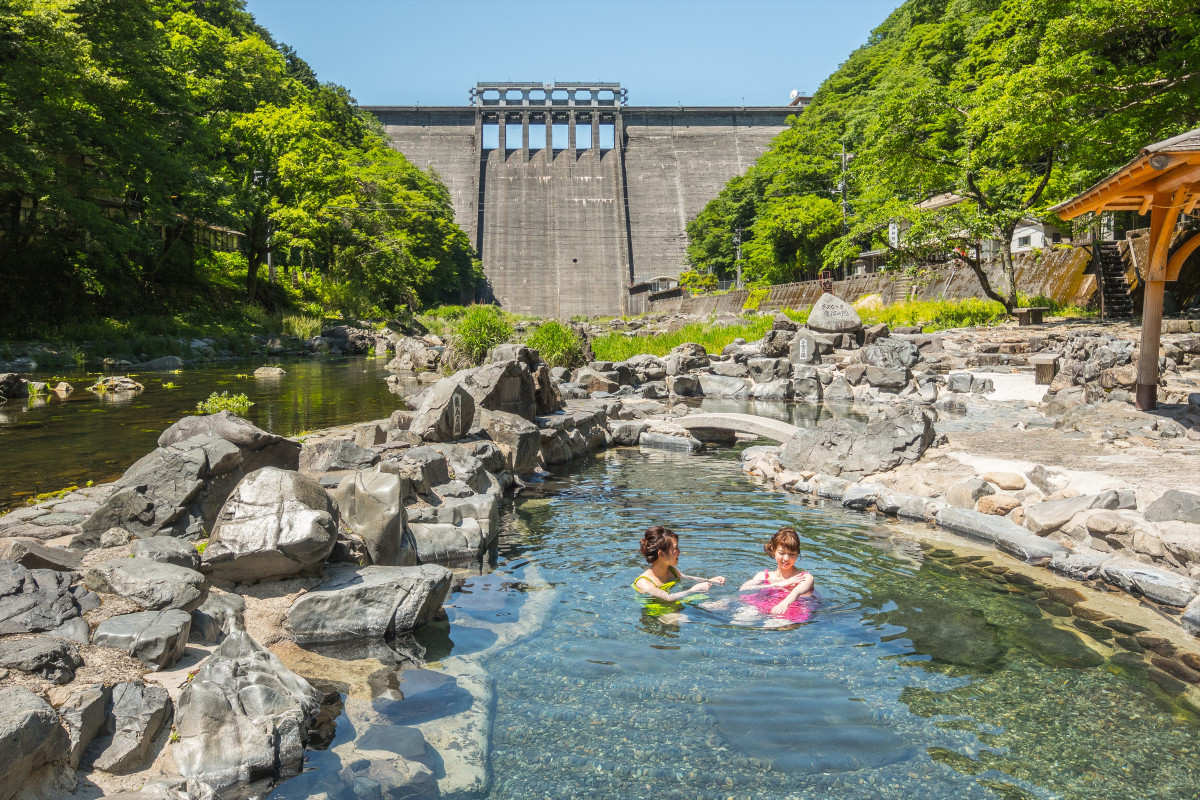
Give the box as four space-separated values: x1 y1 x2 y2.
739 527 816 622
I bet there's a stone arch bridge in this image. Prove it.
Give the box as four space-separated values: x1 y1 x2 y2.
365 82 798 318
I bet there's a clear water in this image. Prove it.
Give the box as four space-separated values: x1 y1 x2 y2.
0 356 400 510
456 447 1200 800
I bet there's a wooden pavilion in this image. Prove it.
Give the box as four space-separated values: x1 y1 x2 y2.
1054 127 1200 410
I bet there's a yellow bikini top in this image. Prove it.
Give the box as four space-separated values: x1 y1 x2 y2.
633 565 682 593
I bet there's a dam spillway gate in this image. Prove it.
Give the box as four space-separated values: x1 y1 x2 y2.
366 82 796 317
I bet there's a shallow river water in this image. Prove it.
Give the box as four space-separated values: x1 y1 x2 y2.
0 357 398 510
432 447 1198 800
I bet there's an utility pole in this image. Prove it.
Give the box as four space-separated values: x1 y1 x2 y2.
733 227 743 288
839 140 851 279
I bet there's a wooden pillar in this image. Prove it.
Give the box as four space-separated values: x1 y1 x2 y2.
1135 188 1184 410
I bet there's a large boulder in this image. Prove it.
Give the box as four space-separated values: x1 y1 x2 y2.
387 336 442 372
1024 491 1120 536
0 539 82 572
87 682 172 774
779 405 935 480
860 337 920 370
0 688 69 800
1146 489 1200 524
131 536 201 570
92 609 192 670
453 360 538 421
478 409 541 474
0 561 85 640
332 470 412 567
174 631 322 792
84 558 208 612
664 342 710 374
1098 558 1200 607
54 683 110 768
82 413 300 541
201 468 338 583
408 378 476 442
0 373 29 400
285 564 452 645
806 293 863 334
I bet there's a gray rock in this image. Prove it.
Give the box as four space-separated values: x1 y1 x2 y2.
750 378 793 400
788 329 822 365
174 631 321 792
387 337 442 372
0 687 69 800
1025 491 1120 536
0 635 84 684
332 471 411 567
0 373 30 400
711 359 751 378
993 527 1069 563
841 483 888 511
253 365 286 378
1098 557 1200 607
946 372 973 393
0 561 82 636
812 474 850 500
84 558 208 612
407 519 489 565
157 411 300 473
100 527 134 548
946 478 995 510
131 537 201 569
88 681 172 774
759 328 795 357
0 539 82 571
608 420 647 446
780 405 935 480
970 375 995 394
875 493 911 516
1026 465 1069 495
666 374 701 396
1049 550 1113 580
772 313 798 332
863 365 909 391
823 375 854 403
863 323 890 344
478 409 541 474
93 609 192 670
400 446 451 487
1182 594 1200 637
408 492 499 542
897 496 932 522
202 468 338 583
860 338 919 370
664 342 710 374
301 438 380 472
453 359 538 421
189 589 245 645
934 507 1071 563
55 683 110 768
409 378 476 442
1146 489 1200 524
697 374 752 398
805 293 862 333
285 564 451 645
640 431 704 452
747 357 791 382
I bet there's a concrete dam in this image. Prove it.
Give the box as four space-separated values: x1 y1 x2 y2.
365 82 797 317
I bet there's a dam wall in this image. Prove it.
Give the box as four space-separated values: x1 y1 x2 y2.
367 88 794 316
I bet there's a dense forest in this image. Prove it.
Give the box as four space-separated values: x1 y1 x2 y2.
686 0 1200 310
0 0 478 334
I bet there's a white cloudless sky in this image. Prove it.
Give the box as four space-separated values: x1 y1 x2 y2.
242 0 903 107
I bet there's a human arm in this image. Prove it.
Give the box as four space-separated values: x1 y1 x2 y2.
739 570 769 591
769 573 815 615
677 570 725 586
634 575 710 602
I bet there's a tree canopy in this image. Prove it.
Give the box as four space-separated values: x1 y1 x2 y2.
0 0 479 332
687 0 1200 310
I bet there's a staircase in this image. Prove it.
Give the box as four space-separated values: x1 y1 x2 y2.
1096 242 1134 319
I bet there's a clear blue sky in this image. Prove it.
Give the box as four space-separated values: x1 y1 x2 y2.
242 0 903 107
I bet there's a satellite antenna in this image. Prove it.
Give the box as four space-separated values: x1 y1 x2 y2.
790 89 800 100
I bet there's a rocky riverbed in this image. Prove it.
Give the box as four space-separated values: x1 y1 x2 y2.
2 296 1200 799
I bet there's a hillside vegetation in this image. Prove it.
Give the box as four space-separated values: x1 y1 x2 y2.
1 0 479 336
686 0 1200 311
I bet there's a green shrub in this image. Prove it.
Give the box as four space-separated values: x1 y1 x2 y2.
679 270 717 293
282 314 323 340
591 316 774 361
197 391 253 417
742 287 770 312
453 305 512 364
525 320 584 368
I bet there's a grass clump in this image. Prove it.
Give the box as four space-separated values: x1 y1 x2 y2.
197 391 253 417
523 320 585 368
855 297 1007 331
592 316 775 361
453 305 513 364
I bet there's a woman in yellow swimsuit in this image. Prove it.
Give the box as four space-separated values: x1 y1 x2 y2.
633 525 725 613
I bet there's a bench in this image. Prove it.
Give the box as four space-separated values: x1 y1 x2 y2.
1014 307 1050 326
1029 354 1060 385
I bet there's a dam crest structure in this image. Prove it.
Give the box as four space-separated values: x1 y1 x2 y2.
365 82 797 317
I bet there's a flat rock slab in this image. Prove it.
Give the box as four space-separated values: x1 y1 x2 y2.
0 687 69 800
1146 489 1200 524
131 536 200 569
174 631 322 792
935 508 1067 562
92 609 192 670
0 635 84 684
286 564 453 645
0 539 82 571
86 681 172 774
1024 491 1119 536
1098 558 1200 607
85 558 208 612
